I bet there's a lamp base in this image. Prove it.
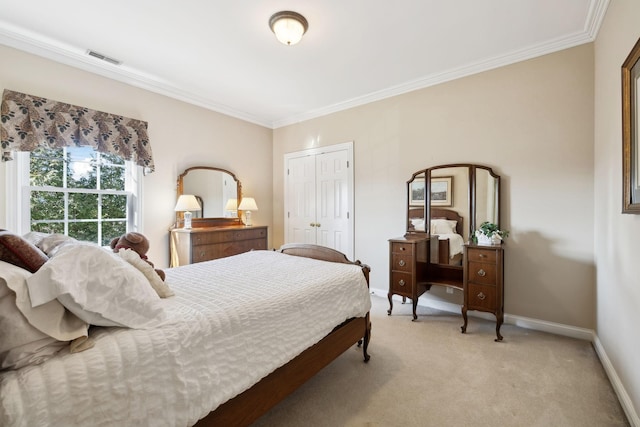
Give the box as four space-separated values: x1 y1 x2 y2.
244 211 252 227
183 211 193 229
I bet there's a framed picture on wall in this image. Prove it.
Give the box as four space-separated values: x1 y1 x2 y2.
409 178 425 205
622 36 640 213
431 176 453 207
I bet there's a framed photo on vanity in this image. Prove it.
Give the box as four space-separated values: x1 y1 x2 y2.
409 178 425 205
431 176 453 207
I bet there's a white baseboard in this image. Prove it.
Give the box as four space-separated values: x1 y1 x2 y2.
370 287 639 426
592 336 640 427
371 288 592 339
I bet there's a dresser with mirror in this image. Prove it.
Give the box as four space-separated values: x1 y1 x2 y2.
170 166 267 267
388 163 505 341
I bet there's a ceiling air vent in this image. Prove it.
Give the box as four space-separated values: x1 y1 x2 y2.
86 50 122 66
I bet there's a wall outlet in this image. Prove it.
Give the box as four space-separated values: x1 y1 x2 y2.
446 287 454 294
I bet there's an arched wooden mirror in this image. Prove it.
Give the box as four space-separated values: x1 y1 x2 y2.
175 166 243 228
406 163 501 266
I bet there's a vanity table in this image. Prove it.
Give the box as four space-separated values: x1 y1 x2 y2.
169 166 268 267
388 163 505 341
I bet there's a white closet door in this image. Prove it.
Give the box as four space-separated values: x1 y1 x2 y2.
315 149 350 255
285 142 354 259
287 154 317 244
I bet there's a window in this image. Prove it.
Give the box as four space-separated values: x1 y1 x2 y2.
7 146 142 245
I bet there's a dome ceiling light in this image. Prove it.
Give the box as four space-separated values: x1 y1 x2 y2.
269 11 308 46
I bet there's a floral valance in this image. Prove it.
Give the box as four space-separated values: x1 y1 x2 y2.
0 89 155 173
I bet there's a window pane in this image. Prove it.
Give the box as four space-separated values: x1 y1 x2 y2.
30 191 64 220
101 165 125 191
31 222 64 234
30 147 63 187
103 221 127 246
69 222 98 244
102 194 127 219
68 147 96 189
69 193 98 219
26 146 136 240
101 152 125 166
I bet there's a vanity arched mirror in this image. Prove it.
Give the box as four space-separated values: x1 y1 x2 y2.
176 166 243 227
406 163 500 266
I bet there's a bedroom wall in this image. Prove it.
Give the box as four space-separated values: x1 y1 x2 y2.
0 44 273 268
273 43 595 329
594 0 640 420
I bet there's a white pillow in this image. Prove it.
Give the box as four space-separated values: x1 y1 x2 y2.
0 261 79 370
117 248 174 298
430 219 458 235
37 233 77 257
26 243 166 328
410 218 426 231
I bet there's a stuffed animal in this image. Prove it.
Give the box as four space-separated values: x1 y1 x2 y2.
110 232 166 281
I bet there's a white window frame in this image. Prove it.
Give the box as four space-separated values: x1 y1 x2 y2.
5 150 144 238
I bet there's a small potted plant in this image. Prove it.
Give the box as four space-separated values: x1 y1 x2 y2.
474 221 509 245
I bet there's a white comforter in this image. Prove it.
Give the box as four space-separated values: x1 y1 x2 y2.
0 250 371 427
438 233 465 258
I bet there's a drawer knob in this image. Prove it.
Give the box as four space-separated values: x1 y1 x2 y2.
477 292 486 300
477 269 486 277
398 260 406 267
398 279 405 286
400 247 405 251
479 253 487 258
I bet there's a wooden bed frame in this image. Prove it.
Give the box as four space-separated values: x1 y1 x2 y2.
408 207 464 264
194 243 372 427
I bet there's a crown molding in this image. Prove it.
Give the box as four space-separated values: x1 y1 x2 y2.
0 0 609 130
0 24 271 128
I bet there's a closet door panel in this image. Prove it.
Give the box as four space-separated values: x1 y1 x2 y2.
316 150 349 254
287 155 316 244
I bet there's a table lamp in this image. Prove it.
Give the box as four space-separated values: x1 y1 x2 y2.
238 197 258 227
174 194 201 229
225 198 238 217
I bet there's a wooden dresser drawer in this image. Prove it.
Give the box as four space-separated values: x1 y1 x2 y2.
391 242 413 254
467 248 497 263
192 227 266 246
192 239 268 263
467 283 496 311
468 262 497 285
390 271 413 296
391 253 413 272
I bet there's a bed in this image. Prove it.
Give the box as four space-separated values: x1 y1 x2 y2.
0 233 372 427
408 207 465 265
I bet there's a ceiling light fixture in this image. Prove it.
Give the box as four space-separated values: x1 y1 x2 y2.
269 11 308 46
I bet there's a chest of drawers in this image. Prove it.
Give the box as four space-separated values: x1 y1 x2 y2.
462 244 504 341
170 226 268 267
387 235 430 320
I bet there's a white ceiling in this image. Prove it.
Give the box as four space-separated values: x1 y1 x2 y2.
0 0 608 129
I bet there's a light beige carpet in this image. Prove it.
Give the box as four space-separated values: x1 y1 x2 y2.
252 295 629 427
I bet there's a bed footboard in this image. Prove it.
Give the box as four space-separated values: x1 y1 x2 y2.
195 243 372 427
196 315 371 427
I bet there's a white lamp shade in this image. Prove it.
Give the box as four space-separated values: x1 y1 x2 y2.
238 197 258 211
225 198 238 210
174 194 201 212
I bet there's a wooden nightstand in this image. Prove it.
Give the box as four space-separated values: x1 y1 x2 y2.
170 226 268 267
461 244 505 341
